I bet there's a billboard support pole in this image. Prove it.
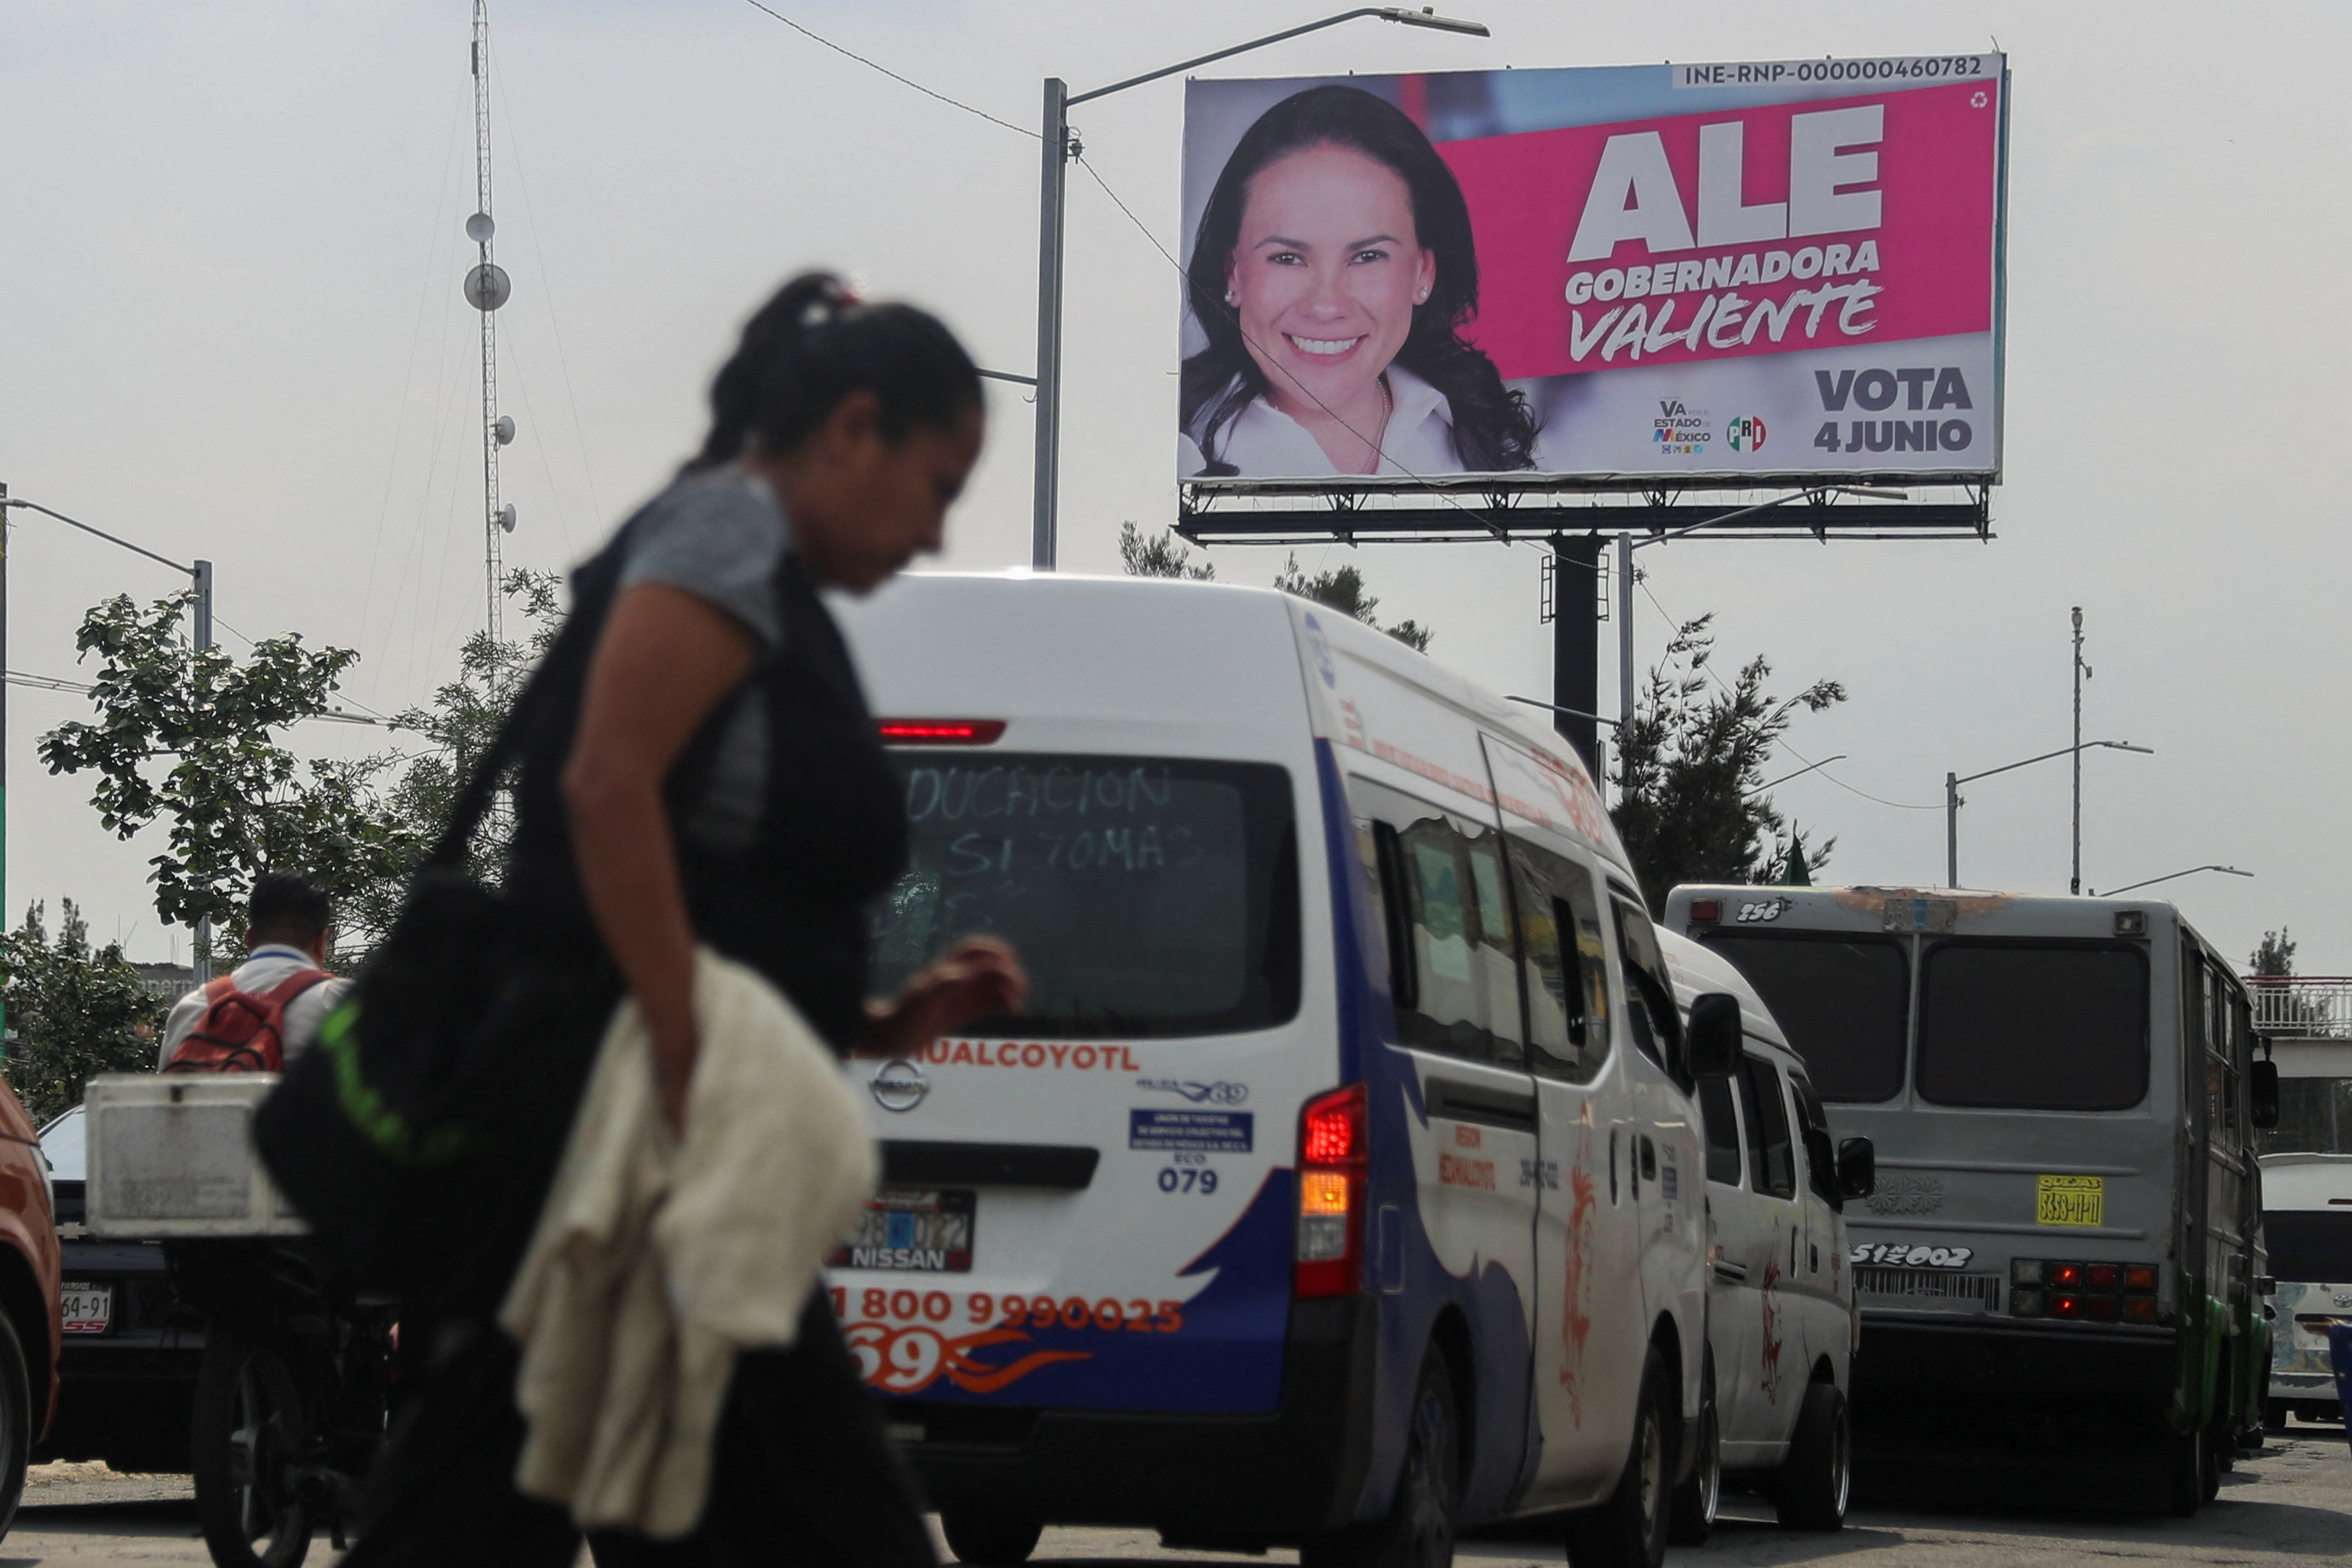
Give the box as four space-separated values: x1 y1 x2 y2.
1033 77 1069 572
1549 534 1601 780
1616 532 1634 764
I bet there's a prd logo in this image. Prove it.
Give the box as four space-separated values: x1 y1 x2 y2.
1726 416 1767 453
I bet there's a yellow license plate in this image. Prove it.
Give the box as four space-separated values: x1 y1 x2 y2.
2035 1174 2105 1228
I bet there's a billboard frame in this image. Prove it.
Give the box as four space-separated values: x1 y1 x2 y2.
1176 55 2011 499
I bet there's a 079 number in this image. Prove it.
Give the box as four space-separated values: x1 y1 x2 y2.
1158 1167 1218 1194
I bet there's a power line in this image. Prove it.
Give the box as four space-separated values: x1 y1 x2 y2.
737 0 1038 139
1634 576 1940 813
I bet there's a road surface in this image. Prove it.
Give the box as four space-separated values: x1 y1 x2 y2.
5 1427 2348 1565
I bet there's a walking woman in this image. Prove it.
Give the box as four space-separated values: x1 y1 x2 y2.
348 272 1025 1567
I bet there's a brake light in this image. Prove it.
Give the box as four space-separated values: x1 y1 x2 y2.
876 719 1006 745
1296 1084 1368 1298
1689 899 1721 925
2084 1264 2118 1290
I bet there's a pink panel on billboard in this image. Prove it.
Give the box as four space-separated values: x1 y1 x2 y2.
1437 79 2000 382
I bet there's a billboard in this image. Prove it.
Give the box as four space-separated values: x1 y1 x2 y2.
1178 54 2006 489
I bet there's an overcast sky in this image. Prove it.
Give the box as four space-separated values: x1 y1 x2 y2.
2 0 2343 972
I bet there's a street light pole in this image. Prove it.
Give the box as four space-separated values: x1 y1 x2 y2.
0 493 217 976
1029 7 1490 570
1945 739 2152 891
2071 605 2086 894
2090 865 2252 899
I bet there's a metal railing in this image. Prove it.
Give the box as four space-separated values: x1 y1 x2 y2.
2246 977 2352 1038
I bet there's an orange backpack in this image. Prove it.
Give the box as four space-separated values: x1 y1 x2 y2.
164 969 331 1074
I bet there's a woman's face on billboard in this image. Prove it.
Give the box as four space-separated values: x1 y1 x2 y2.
1226 142 1434 428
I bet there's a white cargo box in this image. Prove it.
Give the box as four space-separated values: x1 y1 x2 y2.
82 1074 307 1238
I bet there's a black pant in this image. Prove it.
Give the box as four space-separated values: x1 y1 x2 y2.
346 1296 938 1568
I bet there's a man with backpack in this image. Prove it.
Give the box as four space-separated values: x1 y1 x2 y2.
159 873 349 1073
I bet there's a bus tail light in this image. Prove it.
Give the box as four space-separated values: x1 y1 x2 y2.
2010 1259 2163 1321
1296 1084 1367 1298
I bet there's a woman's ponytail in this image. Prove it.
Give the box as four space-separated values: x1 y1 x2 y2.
685 271 980 473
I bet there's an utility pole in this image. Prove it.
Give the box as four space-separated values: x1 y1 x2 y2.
1033 78 1069 572
2071 605 2087 896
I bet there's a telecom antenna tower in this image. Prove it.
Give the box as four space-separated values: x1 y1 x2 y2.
463 0 516 641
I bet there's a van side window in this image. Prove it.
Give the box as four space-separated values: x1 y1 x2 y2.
1609 897 1683 1070
1737 1056 1797 1199
1698 1076 1744 1187
1789 1073 1839 1206
1505 836 1611 1083
1355 820 1416 1014
1349 774 1522 1068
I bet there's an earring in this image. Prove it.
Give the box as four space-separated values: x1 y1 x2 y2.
1225 291 1236 306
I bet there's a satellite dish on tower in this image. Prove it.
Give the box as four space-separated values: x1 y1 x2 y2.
499 505 518 534
495 415 516 446
464 262 512 312
466 211 495 243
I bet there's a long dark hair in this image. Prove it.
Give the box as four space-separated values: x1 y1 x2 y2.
685 271 982 473
1182 85 1536 475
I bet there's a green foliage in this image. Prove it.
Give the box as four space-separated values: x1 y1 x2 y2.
1118 523 1215 580
38 591 424 959
344 570 565 952
1609 614 1844 912
2251 928 2297 978
1270 553 1433 653
0 900 162 1125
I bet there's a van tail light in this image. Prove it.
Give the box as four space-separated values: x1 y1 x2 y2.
876 719 1006 745
1296 1084 1368 1298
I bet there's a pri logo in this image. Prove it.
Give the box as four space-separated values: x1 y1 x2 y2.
1725 415 1767 453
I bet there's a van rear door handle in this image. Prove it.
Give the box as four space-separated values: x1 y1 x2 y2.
1425 1079 1539 1134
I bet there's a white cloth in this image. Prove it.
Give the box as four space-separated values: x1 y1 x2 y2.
500 948 878 1538
157 945 350 1071
1181 363 1466 480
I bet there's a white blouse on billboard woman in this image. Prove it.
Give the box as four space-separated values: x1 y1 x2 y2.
1180 366 1468 481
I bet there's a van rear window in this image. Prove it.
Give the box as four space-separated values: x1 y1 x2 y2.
1917 943 2149 1112
1701 935 1908 1103
2266 1211 2352 1284
867 755 1299 1038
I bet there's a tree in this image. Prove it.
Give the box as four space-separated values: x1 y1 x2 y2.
2251 928 2297 977
1119 523 1215 581
1610 614 1845 911
0 900 162 1124
38 591 426 963
341 569 566 948
1271 554 1433 653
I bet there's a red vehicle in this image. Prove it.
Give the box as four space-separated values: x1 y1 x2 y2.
0 1078 63 1538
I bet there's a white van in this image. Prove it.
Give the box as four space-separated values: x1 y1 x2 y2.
829 573 1747 1568
2257 1152 2352 1426
1656 933 1865 1540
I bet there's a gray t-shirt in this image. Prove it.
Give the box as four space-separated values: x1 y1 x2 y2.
610 466 795 851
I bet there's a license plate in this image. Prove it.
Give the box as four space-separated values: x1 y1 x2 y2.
828 1188 975 1272
2035 1173 2105 1228
61 1283 112 1335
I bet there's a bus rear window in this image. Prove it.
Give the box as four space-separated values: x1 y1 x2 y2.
2265 1211 2352 1285
1701 935 1908 1103
867 754 1299 1039
1917 943 2149 1112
